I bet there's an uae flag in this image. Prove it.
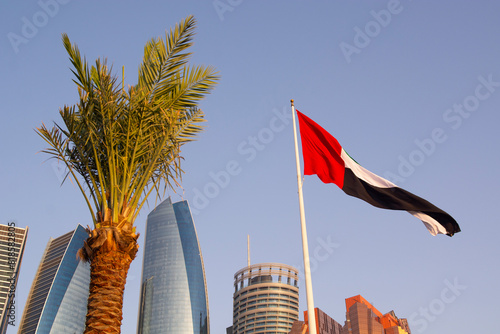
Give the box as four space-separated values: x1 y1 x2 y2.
296 110 460 237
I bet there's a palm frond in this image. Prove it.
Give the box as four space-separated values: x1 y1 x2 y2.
137 15 197 101
37 17 219 228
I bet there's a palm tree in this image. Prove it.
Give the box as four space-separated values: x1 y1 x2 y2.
36 15 218 333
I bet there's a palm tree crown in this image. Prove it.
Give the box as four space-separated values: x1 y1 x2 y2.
38 15 218 231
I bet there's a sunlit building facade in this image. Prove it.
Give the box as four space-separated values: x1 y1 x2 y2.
298 308 343 334
0 224 28 334
18 224 90 334
289 297 411 334
137 198 209 334
232 263 299 334
341 295 411 334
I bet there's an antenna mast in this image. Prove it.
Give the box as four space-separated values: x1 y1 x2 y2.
247 235 250 267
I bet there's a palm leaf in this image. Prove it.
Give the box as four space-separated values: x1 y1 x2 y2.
37 16 219 228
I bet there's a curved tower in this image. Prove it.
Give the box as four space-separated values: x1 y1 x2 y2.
137 198 209 334
232 263 299 334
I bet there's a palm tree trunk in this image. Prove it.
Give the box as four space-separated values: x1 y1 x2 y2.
81 226 139 334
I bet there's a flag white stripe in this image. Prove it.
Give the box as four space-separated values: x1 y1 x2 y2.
341 149 396 189
408 211 448 236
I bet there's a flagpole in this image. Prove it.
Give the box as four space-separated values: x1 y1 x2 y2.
291 99 317 334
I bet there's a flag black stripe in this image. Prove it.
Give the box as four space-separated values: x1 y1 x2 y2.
342 168 461 236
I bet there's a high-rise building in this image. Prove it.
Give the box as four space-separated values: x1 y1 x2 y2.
232 263 299 334
18 224 90 334
0 223 28 334
341 295 410 334
137 198 209 334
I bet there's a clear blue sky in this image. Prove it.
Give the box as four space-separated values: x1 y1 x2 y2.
2 1 500 333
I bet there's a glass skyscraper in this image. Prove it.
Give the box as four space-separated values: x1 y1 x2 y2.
18 224 90 334
0 224 28 334
137 198 209 334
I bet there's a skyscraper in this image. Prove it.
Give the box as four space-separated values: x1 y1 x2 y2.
137 198 209 334
232 263 299 334
18 224 90 334
0 223 28 334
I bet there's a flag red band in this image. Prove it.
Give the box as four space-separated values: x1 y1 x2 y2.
296 110 345 188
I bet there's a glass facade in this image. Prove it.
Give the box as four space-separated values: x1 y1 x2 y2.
0 224 28 334
18 225 90 334
137 198 209 334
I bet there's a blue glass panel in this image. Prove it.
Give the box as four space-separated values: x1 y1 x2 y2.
36 225 89 334
138 198 209 334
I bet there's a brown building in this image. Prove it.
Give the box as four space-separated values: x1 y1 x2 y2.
288 320 306 334
341 295 410 334
289 308 343 334
397 317 411 334
287 296 410 334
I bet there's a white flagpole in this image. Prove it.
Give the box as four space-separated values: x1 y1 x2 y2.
291 99 317 334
